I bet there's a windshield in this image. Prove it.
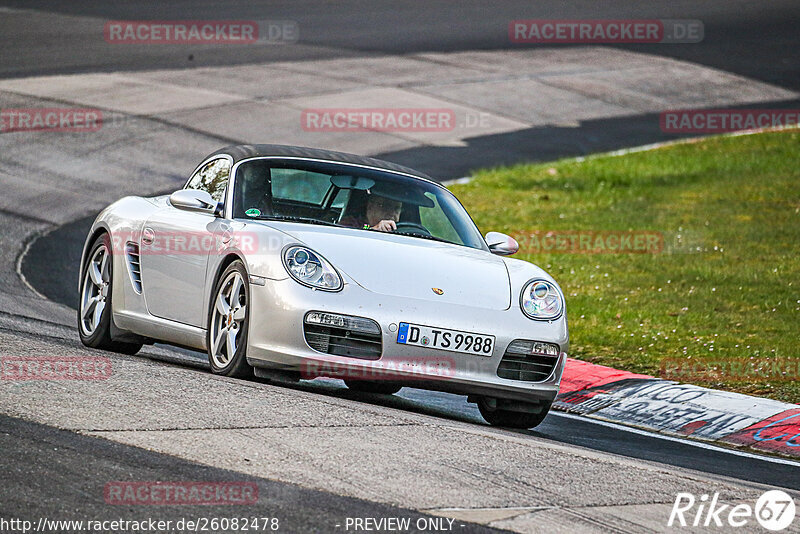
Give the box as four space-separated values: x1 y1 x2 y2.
232 158 487 251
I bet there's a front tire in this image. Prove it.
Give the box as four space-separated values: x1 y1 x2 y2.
207 261 253 378
478 397 552 429
78 233 142 355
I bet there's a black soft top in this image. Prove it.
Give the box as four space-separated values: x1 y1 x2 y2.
206 144 433 181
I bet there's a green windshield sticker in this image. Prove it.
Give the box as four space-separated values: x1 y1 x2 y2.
245 208 261 217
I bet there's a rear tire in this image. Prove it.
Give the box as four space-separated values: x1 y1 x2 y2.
344 380 402 395
478 397 552 429
78 233 142 355
207 261 253 378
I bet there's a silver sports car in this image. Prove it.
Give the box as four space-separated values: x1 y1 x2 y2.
78 145 568 428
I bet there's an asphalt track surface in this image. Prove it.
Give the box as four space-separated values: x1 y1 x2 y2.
1 414 501 533
3 1 800 532
2 1 800 179
1 0 798 90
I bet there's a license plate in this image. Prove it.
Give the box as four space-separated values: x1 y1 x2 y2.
396 322 495 356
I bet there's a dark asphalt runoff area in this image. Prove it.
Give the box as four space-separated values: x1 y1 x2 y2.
0 0 798 90
0 414 505 533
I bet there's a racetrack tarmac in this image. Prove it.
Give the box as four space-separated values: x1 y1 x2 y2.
0 414 504 534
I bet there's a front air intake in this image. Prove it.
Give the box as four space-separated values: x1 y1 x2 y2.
497 340 559 382
303 311 382 360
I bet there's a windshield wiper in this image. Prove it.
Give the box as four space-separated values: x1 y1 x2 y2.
256 215 341 227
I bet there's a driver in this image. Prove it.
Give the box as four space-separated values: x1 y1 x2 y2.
341 193 402 232
237 162 271 218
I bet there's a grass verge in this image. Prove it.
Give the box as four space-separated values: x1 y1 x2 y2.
451 130 800 403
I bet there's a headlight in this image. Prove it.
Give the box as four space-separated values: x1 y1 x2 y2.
283 245 342 291
520 279 563 320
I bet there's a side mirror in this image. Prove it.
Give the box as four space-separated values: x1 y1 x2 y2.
485 231 519 256
169 189 218 215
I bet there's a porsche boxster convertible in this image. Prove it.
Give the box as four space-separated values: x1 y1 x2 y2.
78 145 568 428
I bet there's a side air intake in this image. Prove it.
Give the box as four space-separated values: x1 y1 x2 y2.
125 242 142 293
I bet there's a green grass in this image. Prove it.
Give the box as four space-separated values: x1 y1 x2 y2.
451 130 800 403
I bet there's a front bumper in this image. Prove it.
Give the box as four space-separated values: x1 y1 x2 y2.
246 278 568 404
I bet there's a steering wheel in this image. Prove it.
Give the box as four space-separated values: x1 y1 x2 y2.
394 221 431 236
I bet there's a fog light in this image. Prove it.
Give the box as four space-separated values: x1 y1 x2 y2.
304 311 380 335
506 340 560 357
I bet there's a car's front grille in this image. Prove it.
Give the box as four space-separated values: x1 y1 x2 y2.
303 312 382 360
497 340 560 382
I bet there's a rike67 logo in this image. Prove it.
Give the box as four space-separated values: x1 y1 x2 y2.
669 490 796 530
